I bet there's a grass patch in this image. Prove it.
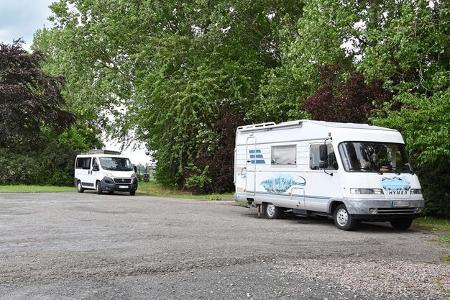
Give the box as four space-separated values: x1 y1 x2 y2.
415 217 450 263
441 235 450 246
137 181 234 201
415 216 450 231
0 185 75 193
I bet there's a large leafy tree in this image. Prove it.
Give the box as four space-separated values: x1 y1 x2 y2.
0 40 75 149
0 40 101 185
34 0 305 190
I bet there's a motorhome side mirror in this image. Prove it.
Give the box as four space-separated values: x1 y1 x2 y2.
92 165 99 171
319 144 328 162
133 165 137 173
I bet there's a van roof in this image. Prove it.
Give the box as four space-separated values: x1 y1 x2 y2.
76 154 129 158
237 120 397 132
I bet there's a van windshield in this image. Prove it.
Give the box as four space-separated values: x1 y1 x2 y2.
338 142 412 173
99 157 133 171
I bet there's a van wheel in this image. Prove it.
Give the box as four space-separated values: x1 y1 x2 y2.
333 204 357 231
390 218 413 230
264 203 281 219
130 191 136 196
77 181 84 193
96 181 103 194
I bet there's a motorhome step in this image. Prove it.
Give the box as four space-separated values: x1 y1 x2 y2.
292 209 307 216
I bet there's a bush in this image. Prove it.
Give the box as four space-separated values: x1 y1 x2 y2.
184 164 212 194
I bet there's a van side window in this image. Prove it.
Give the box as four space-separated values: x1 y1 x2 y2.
271 145 296 165
310 144 338 170
76 157 91 170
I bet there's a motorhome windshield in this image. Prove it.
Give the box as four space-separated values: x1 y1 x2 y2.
339 142 412 173
99 157 133 171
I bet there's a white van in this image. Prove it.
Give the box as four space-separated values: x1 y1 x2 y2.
234 120 424 230
74 150 138 195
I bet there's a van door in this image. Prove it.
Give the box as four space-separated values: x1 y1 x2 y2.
90 158 101 187
245 137 256 195
76 157 92 188
83 157 95 188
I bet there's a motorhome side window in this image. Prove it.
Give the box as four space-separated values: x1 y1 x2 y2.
271 145 296 165
310 144 338 170
75 157 91 170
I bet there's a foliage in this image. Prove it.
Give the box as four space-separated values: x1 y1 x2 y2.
372 89 450 217
192 106 244 193
35 0 305 192
303 65 390 123
0 41 102 185
184 164 212 194
0 41 75 149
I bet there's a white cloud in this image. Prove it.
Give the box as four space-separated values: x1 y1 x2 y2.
0 0 54 49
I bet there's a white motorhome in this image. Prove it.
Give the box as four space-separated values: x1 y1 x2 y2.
234 120 424 230
74 150 138 195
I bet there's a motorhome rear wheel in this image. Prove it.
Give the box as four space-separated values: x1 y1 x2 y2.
265 203 281 219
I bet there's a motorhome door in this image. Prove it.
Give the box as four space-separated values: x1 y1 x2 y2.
245 136 256 195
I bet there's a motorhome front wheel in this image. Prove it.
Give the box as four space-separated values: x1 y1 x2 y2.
333 204 357 231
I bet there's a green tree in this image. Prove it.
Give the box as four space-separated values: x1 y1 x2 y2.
0 40 102 185
34 0 305 191
0 40 75 149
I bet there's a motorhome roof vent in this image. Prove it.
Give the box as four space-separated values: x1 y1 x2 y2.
238 122 276 131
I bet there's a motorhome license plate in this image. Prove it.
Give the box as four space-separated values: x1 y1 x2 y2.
119 185 128 189
392 200 409 207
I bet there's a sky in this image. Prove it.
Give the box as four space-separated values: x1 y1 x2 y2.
0 0 152 165
0 0 53 50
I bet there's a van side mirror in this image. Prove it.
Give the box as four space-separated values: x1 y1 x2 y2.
133 165 137 173
319 144 328 162
92 165 99 171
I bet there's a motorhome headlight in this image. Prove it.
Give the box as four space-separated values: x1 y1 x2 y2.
350 188 384 195
131 173 136 178
410 189 422 195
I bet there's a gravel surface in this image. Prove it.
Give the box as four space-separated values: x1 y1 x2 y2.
0 192 448 299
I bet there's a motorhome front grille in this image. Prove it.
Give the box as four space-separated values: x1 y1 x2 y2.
377 208 417 215
113 178 132 184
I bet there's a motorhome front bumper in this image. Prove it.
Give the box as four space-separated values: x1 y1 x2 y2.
101 177 138 192
344 198 424 218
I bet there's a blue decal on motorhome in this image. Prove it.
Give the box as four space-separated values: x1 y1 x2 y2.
249 149 261 153
381 177 410 190
249 149 265 164
260 175 306 193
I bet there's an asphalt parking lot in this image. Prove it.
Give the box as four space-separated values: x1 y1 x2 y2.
0 192 448 299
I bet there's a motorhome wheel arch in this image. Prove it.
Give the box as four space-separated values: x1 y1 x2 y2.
234 120 424 231
74 150 138 195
